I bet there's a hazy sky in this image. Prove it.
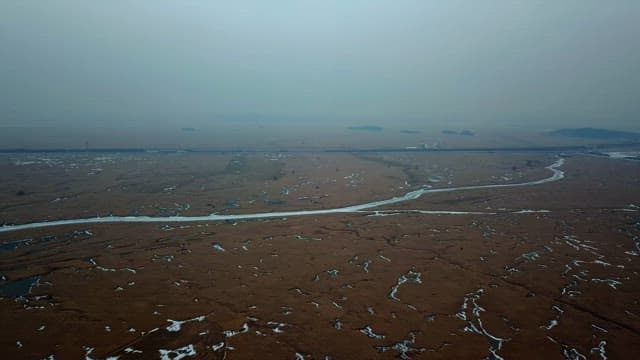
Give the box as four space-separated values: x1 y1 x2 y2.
1 0 639 130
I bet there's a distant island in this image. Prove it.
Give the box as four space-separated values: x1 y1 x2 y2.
347 125 383 132
548 128 640 140
442 129 475 136
400 130 421 134
181 127 196 132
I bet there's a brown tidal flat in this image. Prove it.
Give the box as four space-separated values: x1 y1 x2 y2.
1 152 639 359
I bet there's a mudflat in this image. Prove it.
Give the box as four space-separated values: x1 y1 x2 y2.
1 151 639 359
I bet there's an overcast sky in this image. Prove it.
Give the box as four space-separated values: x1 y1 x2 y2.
1 0 639 131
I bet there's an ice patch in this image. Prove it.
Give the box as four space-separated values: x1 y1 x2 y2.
211 342 225 352
223 323 249 337
590 340 607 360
360 325 385 340
159 344 196 360
562 346 586 360
388 269 422 301
376 331 425 359
211 242 225 252
456 289 509 360
591 278 622 289
166 315 205 332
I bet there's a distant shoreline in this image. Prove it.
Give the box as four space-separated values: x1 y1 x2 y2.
0 142 638 154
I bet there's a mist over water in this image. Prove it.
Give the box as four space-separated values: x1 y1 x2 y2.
1 1 639 148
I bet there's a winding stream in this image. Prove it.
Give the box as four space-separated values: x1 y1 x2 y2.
0 158 565 233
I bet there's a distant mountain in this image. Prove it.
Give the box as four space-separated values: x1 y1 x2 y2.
548 128 640 140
